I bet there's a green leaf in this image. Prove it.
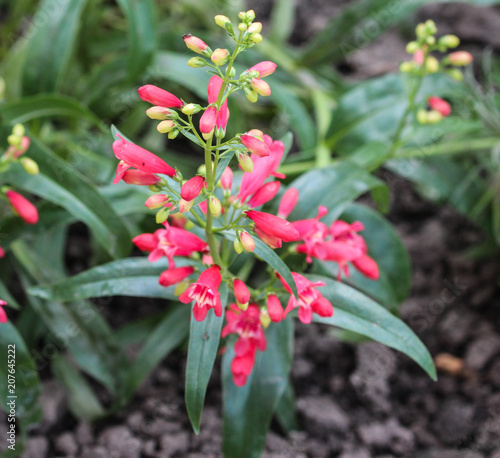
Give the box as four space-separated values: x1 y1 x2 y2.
0 94 104 128
222 319 294 458
287 162 389 219
116 0 157 80
121 305 190 404
269 0 296 44
0 321 42 427
21 0 88 95
275 382 299 433
1 133 131 259
51 356 105 421
310 275 436 380
214 151 235 185
221 230 298 298
185 283 227 434
29 257 199 302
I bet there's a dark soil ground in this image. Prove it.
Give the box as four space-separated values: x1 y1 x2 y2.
3 1 500 457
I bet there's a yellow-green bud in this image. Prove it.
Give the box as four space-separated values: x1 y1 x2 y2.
426 36 436 46
425 19 437 35
211 48 229 66
7 135 19 147
188 57 207 68
21 157 39 175
406 41 419 54
416 23 427 39
0 77 5 99
238 299 249 311
156 207 170 224
209 196 222 218
229 67 236 78
157 120 175 133
168 129 180 139
427 110 443 124
13 124 25 137
259 308 271 328
215 15 230 28
447 68 463 81
175 280 190 296
246 9 255 22
416 109 428 124
399 62 414 73
425 56 439 73
439 34 460 49
197 164 207 175
181 103 201 115
243 85 258 103
248 22 262 34
238 11 246 21
238 152 254 172
234 238 243 254
149 185 162 192
250 33 262 44
146 106 170 120
238 22 247 32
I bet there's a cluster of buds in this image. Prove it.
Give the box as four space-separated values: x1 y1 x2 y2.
112 12 381 386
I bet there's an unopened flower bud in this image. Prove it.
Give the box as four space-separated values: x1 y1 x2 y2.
149 184 162 192
425 19 437 35
238 11 246 21
211 48 229 66
156 206 170 223
415 23 427 39
179 198 194 213
243 85 258 103
447 68 463 81
183 34 210 55
21 157 39 175
428 96 451 117
246 129 263 138
448 51 473 66
13 124 25 137
238 22 247 32
239 231 255 252
246 10 255 21
425 56 439 73
234 238 243 254
416 109 428 124
259 308 271 328
248 22 262 34
146 106 170 120
7 134 20 147
406 41 419 54
250 78 270 96
157 120 175 133
238 152 254 172
426 36 436 46
229 67 236 78
145 194 170 209
399 62 414 73
267 294 283 323
215 14 231 28
427 110 443 124
188 57 208 68
168 129 180 139
233 279 250 309
209 196 222 218
250 33 262 44
181 103 201 115
439 34 460 49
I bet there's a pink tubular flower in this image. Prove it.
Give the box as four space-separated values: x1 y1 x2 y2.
0 300 7 323
145 195 170 209
248 61 277 78
6 190 38 224
181 176 205 201
0 247 5 258
448 51 473 66
248 181 281 208
413 49 425 65
233 279 250 306
132 223 208 267
112 135 176 184
352 254 379 280
199 106 218 135
159 266 195 287
240 134 270 158
428 96 451 117
293 206 329 262
220 167 233 191
183 34 210 54
138 85 183 108
5 136 30 159
122 169 160 185
179 265 223 321
279 272 333 324
278 188 299 219
246 210 300 244
205 76 230 135
267 294 283 323
221 303 267 386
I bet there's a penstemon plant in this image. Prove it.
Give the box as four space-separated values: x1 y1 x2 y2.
106 10 436 453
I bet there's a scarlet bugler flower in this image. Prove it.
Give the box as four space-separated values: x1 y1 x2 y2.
247 181 281 208
246 210 300 247
221 303 267 386
267 294 283 323
181 176 205 202
159 266 195 287
122 169 161 186
113 135 176 184
248 61 277 78
233 279 250 308
428 96 451 117
179 265 223 321
277 188 299 219
220 166 233 191
240 134 270 158
279 272 333 324
183 34 210 55
6 190 38 224
138 85 183 108
0 300 7 323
